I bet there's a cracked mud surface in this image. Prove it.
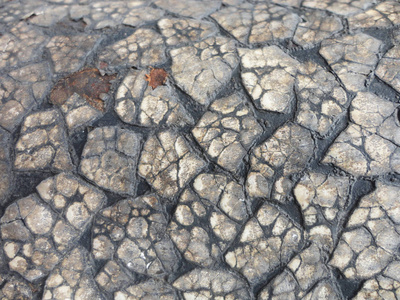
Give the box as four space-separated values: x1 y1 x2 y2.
0 0 400 299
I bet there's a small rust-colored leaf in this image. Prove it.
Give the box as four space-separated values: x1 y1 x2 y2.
50 68 116 111
145 68 168 89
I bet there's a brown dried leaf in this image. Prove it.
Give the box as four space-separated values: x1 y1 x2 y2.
145 68 168 89
50 68 116 111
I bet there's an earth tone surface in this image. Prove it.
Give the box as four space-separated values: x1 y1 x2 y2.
0 0 400 299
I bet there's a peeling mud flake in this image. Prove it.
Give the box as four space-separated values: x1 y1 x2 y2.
0 173 106 282
212 2 300 45
92 194 180 278
303 0 378 16
376 45 400 93
173 268 250 299
115 278 177 299
170 36 239 106
158 17 218 47
46 35 100 74
79 126 141 196
98 28 167 70
0 62 51 132
324 92 400 177
295 61 349 136
192 93 262 173
225 203 303 284
0 22 48 70
50 68 116 112
138 130 206 198
319 33 383 92
330 182 400 281
246 123 315 201
293 10 343 48
259 244 339 299
43 247 104 300
349 1 400 30
168 173 252 267
115 69 193 127
239 46 300 113
14 109 74 172
154 0 221 19
294 172 352 251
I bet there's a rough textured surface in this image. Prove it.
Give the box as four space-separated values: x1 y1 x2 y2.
138 130 206 198
239 46 300 113
92 194 180 278
170 36 239 106
320 33 383 92
225 202 303 284
295 61 349 136
0 62 51 132
192 93 262 173
330 182 400 280
246 122 315 201
1 173 106 282
14 109 74 172
115 69 193 127
1 1 400 299
212 2 300 45
98 28 167 71
80 127 141 195
168 173 252 267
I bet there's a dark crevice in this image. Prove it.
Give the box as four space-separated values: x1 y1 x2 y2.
77 222 93 252
136 179 152 197
333 268 364 299
70 127 88 159
8 172 55 203
369 76 400 103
